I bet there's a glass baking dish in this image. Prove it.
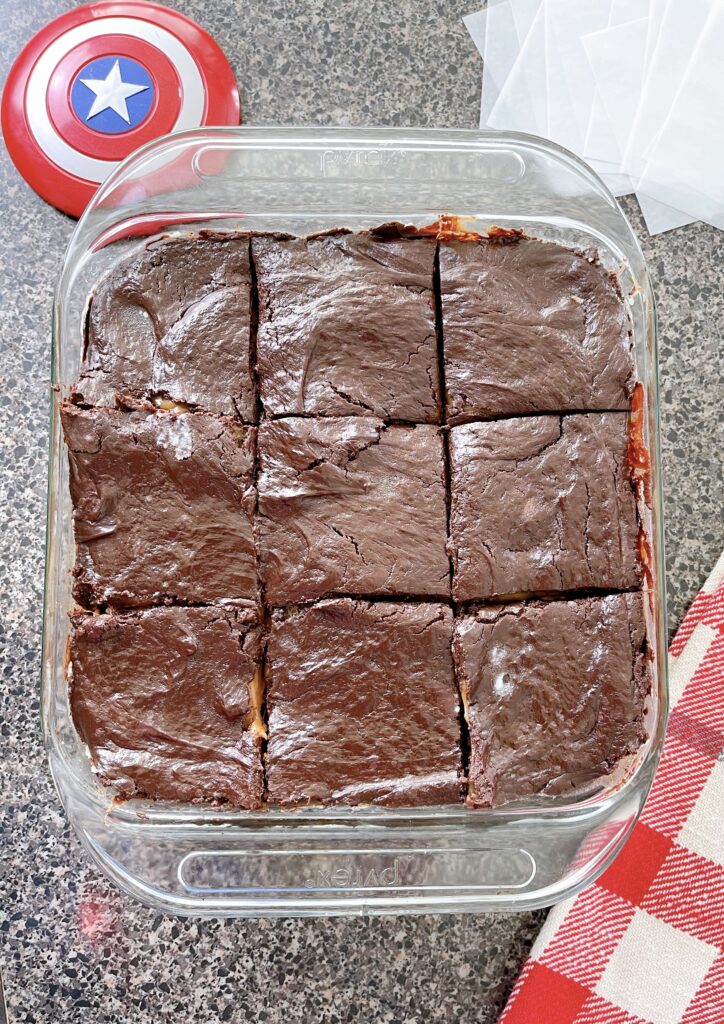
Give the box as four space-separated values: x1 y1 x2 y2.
42 127 667 917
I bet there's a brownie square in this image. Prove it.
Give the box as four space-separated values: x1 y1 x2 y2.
69 605 264 806
449 413 640 601
253 230 440 420
257 417 450 604
453 594 649 807
75 233 255 420
62 404 257 607
266 600 463 806
439 236 635 423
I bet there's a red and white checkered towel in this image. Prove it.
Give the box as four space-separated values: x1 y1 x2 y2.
500 552 724 1024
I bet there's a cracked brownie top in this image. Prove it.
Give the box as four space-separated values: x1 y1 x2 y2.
61 225 649 812
439 235 635 423
448 412 640 601
265 599 463 807
453 593 649 807
62 403 258 608
75 233 256 421
252 229 440 421
69 605 265 807
256 416 450 605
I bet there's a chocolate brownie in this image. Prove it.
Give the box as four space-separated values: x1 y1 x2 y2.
253 230 440 420
62 404 257 607
265 600 463 806
448 413 640 601
453 594 649 807
256 416 450 604
69 605 264 806
439 235 635 423
75 233 255 420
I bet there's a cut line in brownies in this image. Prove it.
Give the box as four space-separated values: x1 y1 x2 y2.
62 224 651 810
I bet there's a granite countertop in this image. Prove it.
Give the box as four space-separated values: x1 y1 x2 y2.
0 1 721 1021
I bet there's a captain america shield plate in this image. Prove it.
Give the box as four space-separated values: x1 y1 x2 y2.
1 1 240 217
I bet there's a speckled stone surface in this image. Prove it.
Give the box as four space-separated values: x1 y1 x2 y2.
0 1 721 1020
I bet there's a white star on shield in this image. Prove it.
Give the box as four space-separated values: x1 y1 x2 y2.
79 59 149 124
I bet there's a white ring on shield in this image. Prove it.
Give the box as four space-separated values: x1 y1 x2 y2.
25 16 205 183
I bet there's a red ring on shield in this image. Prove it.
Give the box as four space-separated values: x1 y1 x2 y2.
46 36 182 161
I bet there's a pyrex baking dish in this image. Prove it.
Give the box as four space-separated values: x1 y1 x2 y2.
42 127 668 917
